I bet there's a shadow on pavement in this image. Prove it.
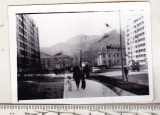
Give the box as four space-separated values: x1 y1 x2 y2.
90 75 149 95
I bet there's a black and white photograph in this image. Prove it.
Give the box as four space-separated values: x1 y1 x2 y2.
9 2 153 103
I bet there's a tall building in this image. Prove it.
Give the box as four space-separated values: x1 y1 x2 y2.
16 14 41 73
125 14 147 66
97 44 126 67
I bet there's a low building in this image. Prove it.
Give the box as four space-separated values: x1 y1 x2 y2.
97 44 126 67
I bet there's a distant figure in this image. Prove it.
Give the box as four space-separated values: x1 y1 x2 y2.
54 68 58 75
73 66 81 91
84 65 90 79
66 76 72 91
124 67 129 82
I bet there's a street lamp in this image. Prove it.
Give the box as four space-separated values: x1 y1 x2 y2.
79 35 87 67
118 10 125 81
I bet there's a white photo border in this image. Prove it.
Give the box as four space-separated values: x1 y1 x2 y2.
8 2 153 104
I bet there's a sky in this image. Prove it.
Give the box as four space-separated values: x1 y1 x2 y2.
30 12 120 47
28 3 148 48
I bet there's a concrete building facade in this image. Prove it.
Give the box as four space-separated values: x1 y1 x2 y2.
125 14 147 66
97 44 126 67
41 54 73 71
16 14 41 73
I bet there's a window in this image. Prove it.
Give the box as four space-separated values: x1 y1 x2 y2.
20 50 24 55
103 54 105 58
142 32 145 35
24 25 26 30
134 30 137 33
23 17 26 22
141 16 143 19
20 42 24 48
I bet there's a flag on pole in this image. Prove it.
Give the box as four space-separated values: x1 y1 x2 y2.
106 23 110 27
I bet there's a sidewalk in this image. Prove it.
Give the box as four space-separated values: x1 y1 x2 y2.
63 74 118 98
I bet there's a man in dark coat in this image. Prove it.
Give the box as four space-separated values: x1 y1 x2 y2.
73 66 81 91
84 65 90 79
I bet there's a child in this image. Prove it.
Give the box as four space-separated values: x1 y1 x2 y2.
66 76 72 91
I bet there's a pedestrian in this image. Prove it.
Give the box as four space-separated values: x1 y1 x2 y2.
73 66 81 91
65 76 72 91
54 68 58 75
84 65 90 79
81 68 86 90
124 67 129 82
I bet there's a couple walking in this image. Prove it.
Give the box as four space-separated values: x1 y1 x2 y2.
72 66 87 91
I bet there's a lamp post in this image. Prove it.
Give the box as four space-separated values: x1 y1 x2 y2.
118 10 125 81
79 35 87 67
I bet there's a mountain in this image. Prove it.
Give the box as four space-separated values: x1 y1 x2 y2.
40 30 125 64
40 34 102 56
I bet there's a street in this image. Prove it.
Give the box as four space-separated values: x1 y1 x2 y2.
96 68 148 86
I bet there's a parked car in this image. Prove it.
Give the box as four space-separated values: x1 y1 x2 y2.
92 67 101 73
131 61 140 71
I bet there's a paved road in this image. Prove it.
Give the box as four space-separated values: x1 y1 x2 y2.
63 74 118 98
96 69 149 86
97 69 148 77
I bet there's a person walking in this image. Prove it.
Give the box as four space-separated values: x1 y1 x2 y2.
84 65 90 79
81 68 86 90
124 67 129 82
73 66 81 91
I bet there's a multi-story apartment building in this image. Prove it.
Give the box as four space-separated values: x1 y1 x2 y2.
41 54 73 71
16 14 41 73
41 54 56 71
125 14 147 66
97 44 126 67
